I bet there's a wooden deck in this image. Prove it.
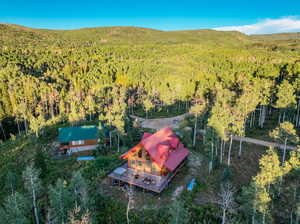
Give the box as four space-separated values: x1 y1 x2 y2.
108 160 186 193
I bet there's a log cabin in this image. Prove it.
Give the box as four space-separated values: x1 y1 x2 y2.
58 125 99 154
108 127 189 193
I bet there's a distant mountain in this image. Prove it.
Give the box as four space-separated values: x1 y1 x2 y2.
251 32 300 40
1 24 300 50
0 24 251 47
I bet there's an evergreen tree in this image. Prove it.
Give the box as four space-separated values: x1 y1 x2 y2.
49 179 72 224
169 199 190 224
0 192 30 224
22 164 42 224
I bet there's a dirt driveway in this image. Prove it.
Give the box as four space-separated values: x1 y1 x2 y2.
130 113 189 130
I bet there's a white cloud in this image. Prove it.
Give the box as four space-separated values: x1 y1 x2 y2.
214 17 300 35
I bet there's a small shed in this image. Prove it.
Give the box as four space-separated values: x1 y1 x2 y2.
58 125 99 153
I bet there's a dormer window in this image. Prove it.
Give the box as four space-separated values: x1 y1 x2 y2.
138 150 143 158
146 152 150 160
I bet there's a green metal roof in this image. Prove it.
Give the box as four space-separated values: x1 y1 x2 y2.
58 125 99 142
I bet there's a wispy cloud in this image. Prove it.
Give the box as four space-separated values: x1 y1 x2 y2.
214 17 300 35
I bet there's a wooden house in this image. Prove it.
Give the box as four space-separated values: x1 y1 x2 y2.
58 125 99 154
108 127 189 193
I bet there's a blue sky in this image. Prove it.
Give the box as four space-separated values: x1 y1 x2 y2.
1 0 300 34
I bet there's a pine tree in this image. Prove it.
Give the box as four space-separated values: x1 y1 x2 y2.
0 192 30 224
169 199 190 224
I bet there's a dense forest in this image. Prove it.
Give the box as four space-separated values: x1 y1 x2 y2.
0 24 299 224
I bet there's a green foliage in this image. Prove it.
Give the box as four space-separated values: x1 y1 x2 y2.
0 24 300 224
49 179 72 223
0 192 30 224
269 122 299 144
169 200 190 224
189 205 220 224
69 171 89 212
275 80 296 109
81 154 123 182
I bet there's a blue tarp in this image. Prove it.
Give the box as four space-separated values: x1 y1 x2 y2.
77 156 95 161
187 178 196 191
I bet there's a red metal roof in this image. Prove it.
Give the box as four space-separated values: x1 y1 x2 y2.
121 127 189 171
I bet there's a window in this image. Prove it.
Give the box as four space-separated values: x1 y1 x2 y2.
72 140 84 145
130 160 135 167
138 150 142 158
145 152 150 160
151 164 156 172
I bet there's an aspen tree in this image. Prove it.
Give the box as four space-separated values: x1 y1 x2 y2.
22 165 42 224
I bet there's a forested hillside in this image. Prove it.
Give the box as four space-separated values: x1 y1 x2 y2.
0 24 299 224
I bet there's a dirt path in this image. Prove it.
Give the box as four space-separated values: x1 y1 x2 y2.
130 114 298 151
198 129 298 151
130 113 189 130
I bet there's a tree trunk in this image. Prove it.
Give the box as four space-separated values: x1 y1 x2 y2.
193 114 197 147
222 209 226 224
126 199 130 224
252 186 257 224
126 186 132 224
50 103 54 119
227 135 233 166
259 106 263 128
16 120 21 135
220 140 223 163
262 106 265 127
282 138 287 165
117 132 120 152
109 131 112 148
283 111 286 122
278 111 281 124
209 142 213 174
296 100 300 127
211 142 214 160
215 139 218 156
24 119 28 134
30 175 39 224
208 161 212 175
238 139 242 158
0 121 6 140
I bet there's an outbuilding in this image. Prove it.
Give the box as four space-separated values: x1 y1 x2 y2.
58 125 99 154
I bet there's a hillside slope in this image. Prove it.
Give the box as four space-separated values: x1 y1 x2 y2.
0 24 251 47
